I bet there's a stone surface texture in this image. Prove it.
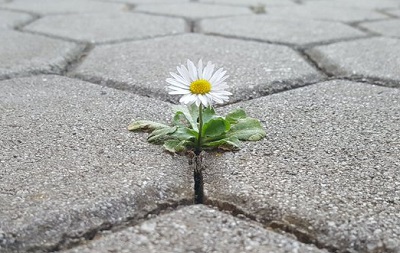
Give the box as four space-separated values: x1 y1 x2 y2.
359 19 400 38
199 0 295 6
204 80 400 253
0 75 192 252
199 16 366 46
24 13 187 44
307 37 400 86
386 9 400 17
65 205 327 253
0 9 34 29
305 0 400 10
0 30 84 79
73 34 323 103
135 3 253 19
265 5 387 22
2 0 128 15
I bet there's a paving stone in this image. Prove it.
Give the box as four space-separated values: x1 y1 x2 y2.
386 9 400 17
0 75 192 252
2 0 128 15
199 0 295 7
64 205 327 253
359 19 400 38
0 9 34 29
24 13 186 44
104 0 189 3
0 30 84 79
135 3 252 20
303 0 400 10
265 4 387 22
199 16 366 47
204 80 400 253
73 34 323 103
306 37 400 87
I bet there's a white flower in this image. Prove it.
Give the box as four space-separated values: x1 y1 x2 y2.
166 59 232 107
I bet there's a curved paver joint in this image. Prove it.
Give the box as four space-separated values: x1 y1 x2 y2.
64 205 327 253
0 30 85 79
204 80 400 253
0 76 192 252
359 19 400 38
0 9 34 29
199 15 367 47
72 33 323 103
306 37 400 87
23 13 187 44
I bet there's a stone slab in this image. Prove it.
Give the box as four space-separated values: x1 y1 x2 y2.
199 0 295 7
24 13 186 44
0 9 34 29
265 5 387 22
199 16 366 47
0 75 192 252
304 0 400 10
359 19 400 38
65 205 327 253
105 0 189 3
0 30 84 79
135 3 252 20
306 37 400 87
2 0 128 15
386 9 400 17
204 80 400 253
73 33 323 103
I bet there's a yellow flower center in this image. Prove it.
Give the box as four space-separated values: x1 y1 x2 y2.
189 79 212 95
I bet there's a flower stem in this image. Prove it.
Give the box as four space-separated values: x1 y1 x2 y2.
195 104 203 155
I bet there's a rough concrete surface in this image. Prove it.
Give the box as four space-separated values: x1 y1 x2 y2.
199 16 367 47
359 19 400 38
73 33 323 103
305 0 400 10
386 9 400 17
0 75 192 252
265 5 387 22
204 80 400 253
24 13 187 44
0 30 85 79
64 205 327 253
199 0 296 6
2 0 128 15
306 37 400 86
135 3 253 20
0 9 34 29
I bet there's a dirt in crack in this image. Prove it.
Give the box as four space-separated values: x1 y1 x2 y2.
191 152 204 204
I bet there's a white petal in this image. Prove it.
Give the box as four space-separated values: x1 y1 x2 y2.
169 90 191 95
197 59 203 79
198 95 208 107
166 78 188 89
187 59 198 81
170 72 188 85
209 68 224 84
203 61 215 80
177 65 191 83
167 85 187 91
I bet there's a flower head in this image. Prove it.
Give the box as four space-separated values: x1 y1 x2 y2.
167 59 232 107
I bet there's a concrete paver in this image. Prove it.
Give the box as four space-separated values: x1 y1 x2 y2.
65 205 327 253
135 3 252 20
306 37 400 86
199 0 295 7
204 80 400 253
359 19 400 38
0 30 84 79
0 75 192 252
24 13 186 44
0 9 34 29
73 33 323 103
386 9 400 17
2 0 128 15
199 16 366 47
304 0 400 10
265 5 387 22
106 0 189 3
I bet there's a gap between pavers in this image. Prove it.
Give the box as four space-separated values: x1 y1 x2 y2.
202 80 400 253
0 75 193 252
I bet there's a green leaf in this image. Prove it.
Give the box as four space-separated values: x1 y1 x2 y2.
203 136 241 151
202 106 217 124
128 120 169 132
227 118 266 141
225 109 247 124
172 104 198 131
171 127 198 141
202 117 230 138
163 140 191 153
147 126 177 144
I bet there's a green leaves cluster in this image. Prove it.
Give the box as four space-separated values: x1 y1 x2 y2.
128 104 266 153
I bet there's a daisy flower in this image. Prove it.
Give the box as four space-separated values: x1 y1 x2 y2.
166 59 232 107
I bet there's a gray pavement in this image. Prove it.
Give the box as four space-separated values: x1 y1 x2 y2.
1 0 400 253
